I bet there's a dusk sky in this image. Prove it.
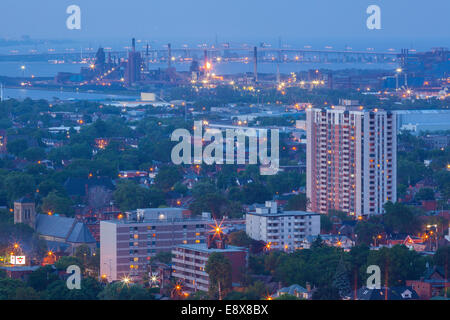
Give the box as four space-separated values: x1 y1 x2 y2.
1 0 449 48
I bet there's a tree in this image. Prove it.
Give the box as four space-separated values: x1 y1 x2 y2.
98 282 153 300
242 183 272 204
22 147 46 161
41 191 74 216
383 202 421 234
228 231 253 247
114 181 165 211
365 245 427 287
275 294 301 300
414 187 435 201
45 277 102 300
311 235 324 249
192 181 217 198
205 252 232 299
312 285 341 300
6 138 28 156
0 278 26 300
87 186 112 210
14 286 40 300
332 256 351 299
189 192 230 218
55 256 83 272
355 220 384 245
26 265 59 291
320 214 333 233
4 172 36 203
434 246 450 276
285 193 309 211
154 166 182 191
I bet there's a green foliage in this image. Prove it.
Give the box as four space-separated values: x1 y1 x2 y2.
266 171 305 195
41 191 74 216
312 285 341 300
285 193 308 211
434 246 450 276
205 252 232 299
4 172 36 203
26 265 59 291
365 245 427 287
241 183 272 205
98 282 154 300
332 256 351 298
13 286 40 300
355 219 384 245
414 187 435 201
22 147 46 161
55 256 83 271
383 202 421 234
45 278 102 300
225 280 268 300
274 294 301 300
154 166 182 191
273 246 342 288
6 139 28 156
320 214 333 233
188 290 209 300
113 180 166 211
189 191 241 218
228 231 253 247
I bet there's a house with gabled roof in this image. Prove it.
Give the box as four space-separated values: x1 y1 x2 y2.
14 197 97 255
407 265 450 299
355 286 419 300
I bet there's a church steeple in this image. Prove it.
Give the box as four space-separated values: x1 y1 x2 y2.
14 197 36 229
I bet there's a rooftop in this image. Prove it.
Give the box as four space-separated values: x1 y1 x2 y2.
174 243 246 253
248 210 319 217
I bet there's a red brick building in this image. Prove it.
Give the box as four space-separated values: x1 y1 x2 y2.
172 234 248 293
407 266 450 300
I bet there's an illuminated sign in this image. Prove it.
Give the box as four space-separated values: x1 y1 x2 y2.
10 256 26 265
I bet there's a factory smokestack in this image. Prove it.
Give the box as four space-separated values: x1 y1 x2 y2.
253 46 258 83
168 43 172 68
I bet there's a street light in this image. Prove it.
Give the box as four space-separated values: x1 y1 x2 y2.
122 276 131 285
395 68 402 91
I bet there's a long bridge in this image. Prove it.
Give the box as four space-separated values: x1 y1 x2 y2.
0 46 400 64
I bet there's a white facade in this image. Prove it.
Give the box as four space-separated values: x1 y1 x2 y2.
100 221 118 282
245 201 320 251
306 104 396 217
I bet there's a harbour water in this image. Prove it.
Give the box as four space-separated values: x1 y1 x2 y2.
1 87 137 101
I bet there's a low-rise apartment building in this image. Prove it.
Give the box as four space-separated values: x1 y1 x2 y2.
246 201 320 252
172 235 247 293
100 208 211 282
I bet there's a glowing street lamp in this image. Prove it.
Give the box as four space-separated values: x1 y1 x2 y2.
122 276 131 285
